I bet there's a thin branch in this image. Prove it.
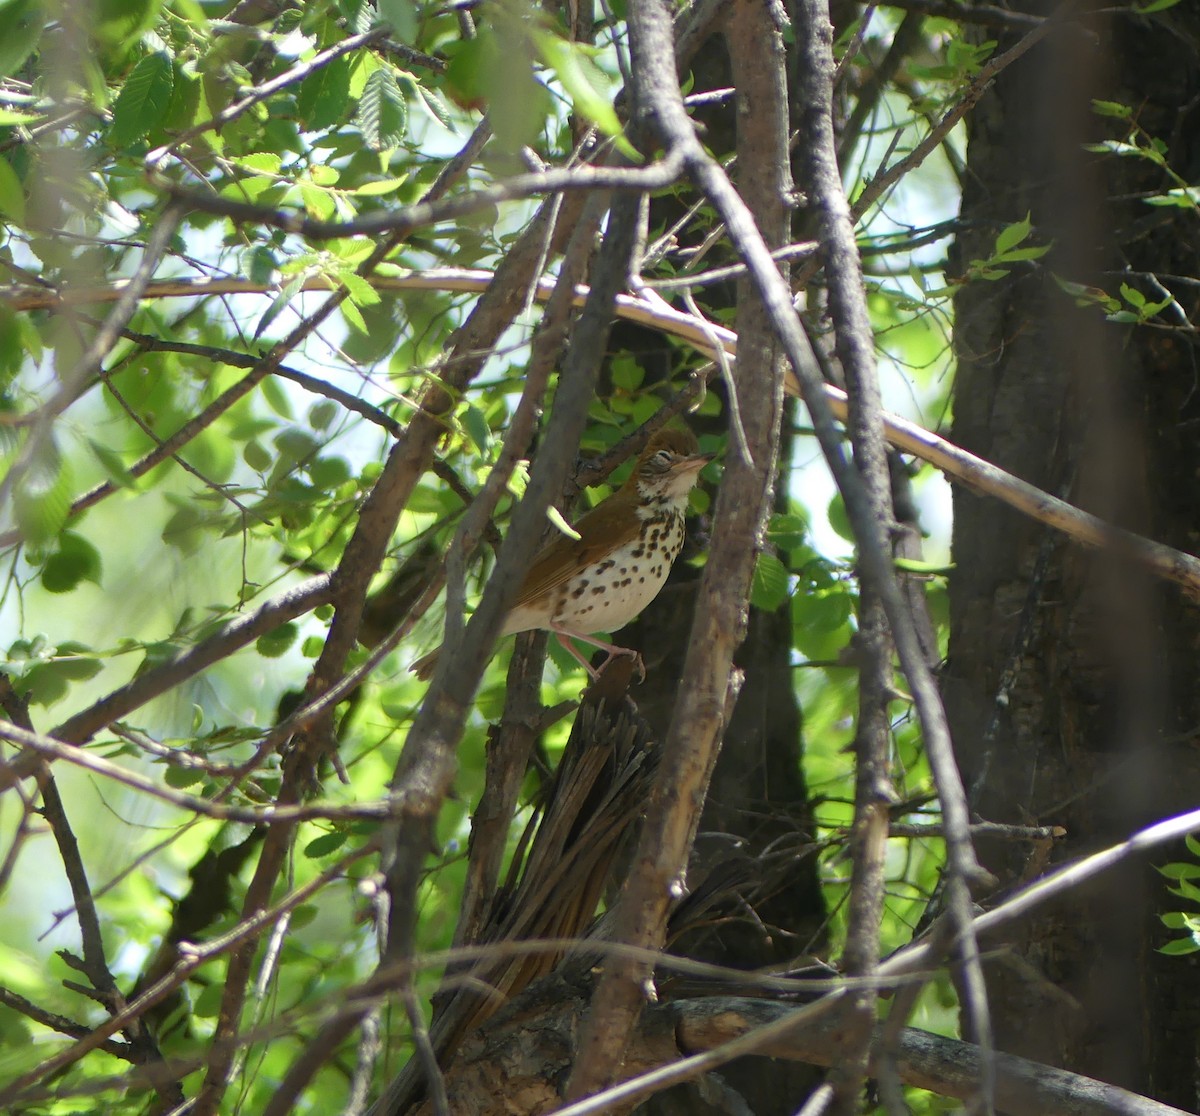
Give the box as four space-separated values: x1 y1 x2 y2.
43 574 333 748
0 720 394 823
849 3 1079 224
878 0 1046 30
154 153 686 242
566 0 787 1096
0 842 376 1109
13 266 1200 602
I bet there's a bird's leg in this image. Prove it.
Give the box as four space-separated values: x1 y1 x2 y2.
552 628 644 681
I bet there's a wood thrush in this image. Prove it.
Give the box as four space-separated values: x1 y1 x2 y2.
410 426 712 680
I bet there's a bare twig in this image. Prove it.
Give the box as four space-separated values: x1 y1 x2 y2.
155 153 686 242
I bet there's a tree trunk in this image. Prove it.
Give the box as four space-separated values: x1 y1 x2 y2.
947 5 1200 1106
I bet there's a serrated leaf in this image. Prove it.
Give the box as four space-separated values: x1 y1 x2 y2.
341 296 368 334
413 82 456 131
355 66 408 152
109 51 174 146
339 270 380 307
751 552 790 611
299 181 336 221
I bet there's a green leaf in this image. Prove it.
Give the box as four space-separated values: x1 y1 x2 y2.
751 552 790 612
0 153 24 224
243 440 272 472
308 400 338 431
341 296 368 334
254 273 305 341
163 765 205 789
767 513 807 551
88 438 138 490
352 176 409 196
304 830 347 858
41 532 103 593
94 0 166 52
827 493 854 543
1158 861 1200 880
378 0 418 40
109 51 175 147
298 55 352 132
0 0 41 82
547 505 581 540
994 215 1032 257
1144 187 1200 209
13 442 71 548
355 66 408 152
1120 283 1145 309
894 557 954 575
1159 937 1200 956
256 622 298 659
462 404 490 455
1091 99 1132 119
532 29 638 160
50 642 102 682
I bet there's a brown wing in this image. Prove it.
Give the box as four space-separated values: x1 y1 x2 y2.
509 496 643 610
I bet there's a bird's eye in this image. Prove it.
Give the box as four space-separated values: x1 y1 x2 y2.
654 450 672 465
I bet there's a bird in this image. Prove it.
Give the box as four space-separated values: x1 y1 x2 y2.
410 425 712 680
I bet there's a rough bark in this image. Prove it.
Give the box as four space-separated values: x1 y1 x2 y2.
946 3 1200 1106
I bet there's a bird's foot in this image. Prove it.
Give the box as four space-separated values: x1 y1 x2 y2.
554 630 644 681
